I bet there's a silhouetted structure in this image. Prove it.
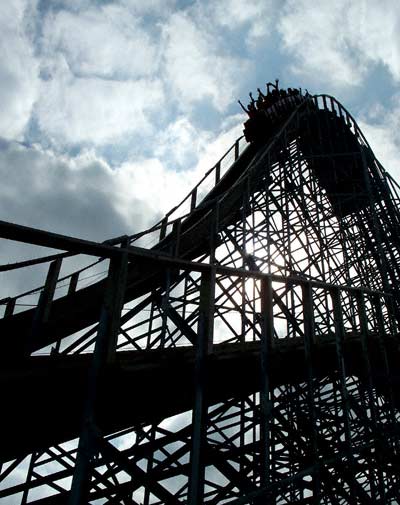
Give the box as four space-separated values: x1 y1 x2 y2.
1 92 400 504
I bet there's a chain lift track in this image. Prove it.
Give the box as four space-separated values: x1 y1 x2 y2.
1 94 400 504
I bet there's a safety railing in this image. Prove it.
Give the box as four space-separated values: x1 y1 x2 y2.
0 136 248 319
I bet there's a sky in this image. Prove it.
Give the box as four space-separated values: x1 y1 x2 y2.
2 0 400 264
2 2 400 500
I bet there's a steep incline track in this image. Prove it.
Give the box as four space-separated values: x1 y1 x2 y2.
4 95 400 357
2 94 400 505
0 141 261 356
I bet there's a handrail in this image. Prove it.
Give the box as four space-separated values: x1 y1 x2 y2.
163 136 246 220
0 136 248 304
126 135 247 245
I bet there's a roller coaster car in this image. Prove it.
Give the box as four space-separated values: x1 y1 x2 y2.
243 93 308 144
244 92 373 218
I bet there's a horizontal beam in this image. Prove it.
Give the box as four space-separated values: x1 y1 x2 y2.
0 220 390 299
0 219 125 259
1 335 399 463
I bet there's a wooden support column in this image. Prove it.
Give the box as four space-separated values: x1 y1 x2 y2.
68 245 128 505
330 287 356 502
188 268 215 505
372 294 397 423
235 139 239 160
159 217 168 241
259 277 273 491
356 291 385 502
190 188 197 211
302 281 320 502
28 257 62 355
172 219 181 257
68 271 79 295
4 298 16 319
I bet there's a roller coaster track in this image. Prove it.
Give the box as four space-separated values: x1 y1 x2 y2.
1 95 400 504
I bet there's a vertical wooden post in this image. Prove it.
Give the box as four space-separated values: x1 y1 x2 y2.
4 298 16 319
68 246 128 504
331 287 356 501
160 217 168 241
234 139 239 160
356 291 385 502
28 258 62 355
188 268 215 504
173 219 181 257
68 272 80 295
302 281 320 502
215 162 221 185
259 276 274 491
190 188 197 211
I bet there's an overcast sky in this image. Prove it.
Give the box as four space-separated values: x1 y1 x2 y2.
2 0 400 248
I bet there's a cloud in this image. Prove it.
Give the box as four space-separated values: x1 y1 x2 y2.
115 157 191 220
116 114 245 220
278 0 400 89
359 96 400 180
212 0 274 46
33 2 169 147
0 1 40 139
0 113 244 239
162 11 248 112
40 5 159 79
35 64 164 145
346 2 400 81
189 113 244 177
278 0 367 87
1 0 248 156
0 140 153 240
119 0 177 15
155 117 211 168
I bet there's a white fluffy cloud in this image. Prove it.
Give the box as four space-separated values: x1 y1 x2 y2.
155 117 211 168
0 0 250 151
41 5 159 79
347 2 400 80
278 0 366 86
213 0 274 45
34 2 168 146
36 63 164 145
116 115 245 220
115 157 191 221
162 11 248 111
0 1 40 139
278 0 400 88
